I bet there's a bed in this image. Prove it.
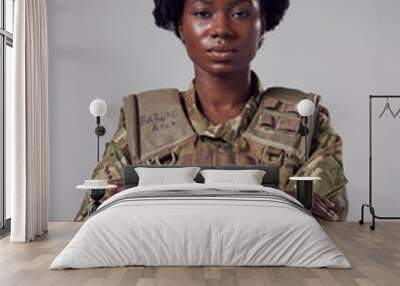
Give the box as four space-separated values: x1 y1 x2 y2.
50 165 350 269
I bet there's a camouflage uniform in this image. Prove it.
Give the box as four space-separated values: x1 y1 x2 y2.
75 74 348 222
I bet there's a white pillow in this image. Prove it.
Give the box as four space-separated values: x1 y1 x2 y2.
135 167 201 186
200 169 266 185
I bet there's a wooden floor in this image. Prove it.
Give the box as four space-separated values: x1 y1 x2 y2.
0 222 399 286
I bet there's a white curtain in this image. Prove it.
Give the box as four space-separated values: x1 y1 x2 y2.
9 0 49 242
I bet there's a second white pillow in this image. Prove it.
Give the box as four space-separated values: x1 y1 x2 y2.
200 169 266 185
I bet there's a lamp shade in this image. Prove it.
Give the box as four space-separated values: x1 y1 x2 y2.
297 99 315 117
89 99 107 117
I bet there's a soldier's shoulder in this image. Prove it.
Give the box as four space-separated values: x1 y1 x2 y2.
264 87 331 117
263 86 320 103
124 88 182 100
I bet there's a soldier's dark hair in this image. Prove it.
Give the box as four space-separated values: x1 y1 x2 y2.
153 0 290 38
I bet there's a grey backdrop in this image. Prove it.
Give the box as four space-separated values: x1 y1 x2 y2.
47 0 400 221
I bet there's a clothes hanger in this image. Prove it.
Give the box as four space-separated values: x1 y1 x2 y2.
394 106 400 118
378 98 395 118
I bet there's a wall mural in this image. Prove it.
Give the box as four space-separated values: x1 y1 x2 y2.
75 0 348 222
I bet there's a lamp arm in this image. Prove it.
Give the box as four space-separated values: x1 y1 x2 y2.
304 119 309 163
299 116 310 163
96 116 100 162
94 116 106 162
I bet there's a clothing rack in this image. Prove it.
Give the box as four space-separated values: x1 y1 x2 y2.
359 95 400 230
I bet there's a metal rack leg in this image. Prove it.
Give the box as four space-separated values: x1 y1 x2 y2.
370 206 376 231
359 204 375 230
359 204 366 225
359 203 400 231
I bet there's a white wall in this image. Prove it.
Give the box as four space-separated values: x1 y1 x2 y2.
47 0 400 221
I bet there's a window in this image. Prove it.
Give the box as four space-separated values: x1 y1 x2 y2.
0 0 14 233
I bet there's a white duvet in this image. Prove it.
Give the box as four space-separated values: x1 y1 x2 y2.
50 183 351 269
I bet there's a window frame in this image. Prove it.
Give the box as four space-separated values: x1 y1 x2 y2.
0 0 14 231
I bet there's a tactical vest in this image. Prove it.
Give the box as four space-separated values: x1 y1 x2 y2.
123 89 197 164
243 87 320 165
123 87 320 165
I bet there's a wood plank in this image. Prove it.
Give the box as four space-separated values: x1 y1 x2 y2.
0 222 399 286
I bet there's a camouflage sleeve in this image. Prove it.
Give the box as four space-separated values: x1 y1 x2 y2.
288 105 349 220
74 108 133 222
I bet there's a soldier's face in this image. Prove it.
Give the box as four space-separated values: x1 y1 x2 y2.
180 0 264 76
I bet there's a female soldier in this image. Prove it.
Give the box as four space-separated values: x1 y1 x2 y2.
75 0 348 222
